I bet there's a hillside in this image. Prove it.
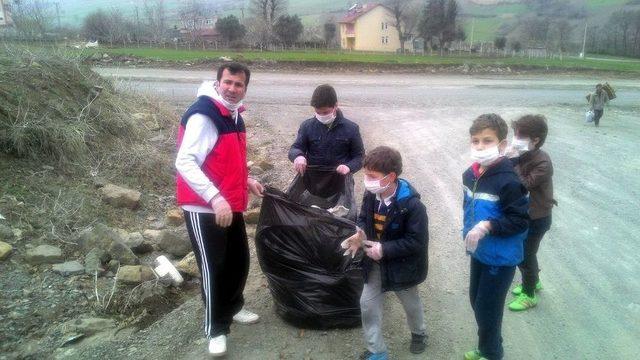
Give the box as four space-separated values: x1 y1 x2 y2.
54 0 636 41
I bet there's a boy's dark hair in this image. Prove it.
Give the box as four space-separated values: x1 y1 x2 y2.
310 84 338 108
469 113 508 141
512 114 548 148
364 146 403 176
217 62 251 86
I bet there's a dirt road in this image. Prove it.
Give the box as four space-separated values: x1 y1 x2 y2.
88 68 640 360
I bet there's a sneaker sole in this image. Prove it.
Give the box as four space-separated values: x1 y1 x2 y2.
232 318 260 325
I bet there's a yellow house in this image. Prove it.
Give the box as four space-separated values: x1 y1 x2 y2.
339 3 414 53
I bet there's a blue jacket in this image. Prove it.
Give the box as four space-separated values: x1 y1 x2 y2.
463 158 529 267
288 110 364 173
357 179 428 292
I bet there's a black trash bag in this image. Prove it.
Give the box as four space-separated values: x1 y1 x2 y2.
286 165 357 221
255 187 363 329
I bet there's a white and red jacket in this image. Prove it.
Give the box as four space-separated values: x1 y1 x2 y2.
175 82 248 213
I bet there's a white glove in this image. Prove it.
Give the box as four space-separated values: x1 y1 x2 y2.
464 221 491 254
340 227 365 258
211 194 233 228
294 156 307 175
336 165 351 175
363 240 383 261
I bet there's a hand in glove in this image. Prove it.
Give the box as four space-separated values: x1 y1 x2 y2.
336 164 351 175
294 156 307 175
211 195 233 228
340 227 365 258
363 240 383 261
464 221 491 254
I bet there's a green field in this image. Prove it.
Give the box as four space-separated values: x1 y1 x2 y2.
88 47 640 73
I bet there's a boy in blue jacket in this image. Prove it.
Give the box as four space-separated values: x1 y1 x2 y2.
341 146 428 360
462 114 529 360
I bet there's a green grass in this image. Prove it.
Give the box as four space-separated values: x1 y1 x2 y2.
462 3 528 17
463 17 504 43
91 47 640 73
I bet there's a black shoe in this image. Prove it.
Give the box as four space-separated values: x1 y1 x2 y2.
359 350 373 360
409 333 427 354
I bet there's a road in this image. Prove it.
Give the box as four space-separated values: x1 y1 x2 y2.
93 68 640 360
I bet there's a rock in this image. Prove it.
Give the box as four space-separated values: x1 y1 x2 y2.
125 282 168 307
122 232 153 254
165 209 184 226
0 241 13 260
107 241 139 265
244 208 261 225
158 230 191 258
107 259 120 273
85 248 110 275
143 229 162 243
0 224 15 242
52 261 85 276
63 317 116 336
149 220 165 230
101 184 141 210
76 224 122 252
176 252 200 278
117 265 156 284
25 245 63 265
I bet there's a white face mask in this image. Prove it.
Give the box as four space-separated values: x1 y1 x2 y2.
315 110 336 125
471 145 501 166
364 175 390 194
213 81 243 113
511 138 531 153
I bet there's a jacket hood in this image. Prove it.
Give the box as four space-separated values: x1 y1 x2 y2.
396 179 421 203
197 81 218 99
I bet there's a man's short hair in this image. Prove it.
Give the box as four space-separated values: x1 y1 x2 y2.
310 84 338 108
364 146 403 176
217 62 251 86
469 113 508 141
512 114 548 148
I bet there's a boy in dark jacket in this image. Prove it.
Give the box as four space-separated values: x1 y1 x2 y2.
463 114 529 360
341 146 428 360
507 115 556 311
288 84 364 176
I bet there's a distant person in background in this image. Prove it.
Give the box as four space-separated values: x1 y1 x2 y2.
589 84 609 127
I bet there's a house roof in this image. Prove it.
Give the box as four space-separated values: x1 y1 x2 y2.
339 3 389 24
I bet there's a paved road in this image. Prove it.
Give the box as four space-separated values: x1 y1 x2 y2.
97 68 640 360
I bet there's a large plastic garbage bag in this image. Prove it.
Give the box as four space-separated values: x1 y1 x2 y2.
285 165 357 221
255 183 363 329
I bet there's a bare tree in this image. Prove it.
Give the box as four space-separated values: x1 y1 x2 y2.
143 0 168 45
11 0 54 40
385 0 420 53
250 0 288 26
178 0 208 47
549 19 573 59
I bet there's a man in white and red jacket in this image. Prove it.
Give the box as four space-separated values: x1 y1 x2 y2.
175 63 264 357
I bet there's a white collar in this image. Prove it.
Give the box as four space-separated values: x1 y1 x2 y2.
376 187 397 207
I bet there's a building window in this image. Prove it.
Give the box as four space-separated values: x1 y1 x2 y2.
381 36 385 44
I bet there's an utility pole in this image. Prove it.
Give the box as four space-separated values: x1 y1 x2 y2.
469 17 475 51
581 22 588 59
54 2 60 29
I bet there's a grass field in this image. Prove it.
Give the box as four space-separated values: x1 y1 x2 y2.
88 47 640 73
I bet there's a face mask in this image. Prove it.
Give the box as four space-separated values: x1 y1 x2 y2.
512 138 531 153
364 175 390 194
471 145 501 166
315 110 336 125
213 81 243 113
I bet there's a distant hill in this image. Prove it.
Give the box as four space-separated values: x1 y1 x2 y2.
55 0 634 42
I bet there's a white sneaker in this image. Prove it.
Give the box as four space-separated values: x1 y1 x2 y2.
232 308 260 324
208 335 227 357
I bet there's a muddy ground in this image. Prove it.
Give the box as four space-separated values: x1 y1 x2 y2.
47 69 640 359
